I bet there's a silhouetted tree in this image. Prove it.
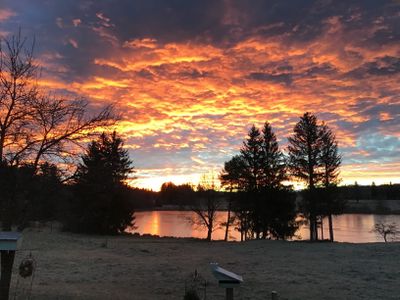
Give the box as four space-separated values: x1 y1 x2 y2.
319 123 343 241
260 122 287 189
68 131 135 234
240 125 263 192
22 162 64 223
288 112 323 241
259 123 297 240
190 174 221 241
220 155 245 240
372 222 399 242
222 123 298 241
239 125 265 238
263 189 298 240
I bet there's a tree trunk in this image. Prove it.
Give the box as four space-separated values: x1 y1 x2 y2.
206 228 212 241
309 217 314 241
328 214 334 242
320 216 324 240
207 220 212 241
0 250 15 300
224 201 231 241
309 214 317 241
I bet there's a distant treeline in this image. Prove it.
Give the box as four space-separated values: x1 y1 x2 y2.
338 184 400 200
129 182 400 210
131 182 400 210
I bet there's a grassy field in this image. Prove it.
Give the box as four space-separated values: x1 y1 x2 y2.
10 229 400 299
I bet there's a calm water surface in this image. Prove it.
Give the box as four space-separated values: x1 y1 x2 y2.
130 211 400 243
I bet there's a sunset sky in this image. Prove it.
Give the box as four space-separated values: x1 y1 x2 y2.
1 0 399 190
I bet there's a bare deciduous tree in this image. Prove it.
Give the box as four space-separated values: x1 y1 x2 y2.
28 96 114 172
190 174 221 241
372 222 399 242
0 30 38 164
0 32 114 172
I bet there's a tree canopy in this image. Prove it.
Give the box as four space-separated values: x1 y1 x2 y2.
69 131 135 235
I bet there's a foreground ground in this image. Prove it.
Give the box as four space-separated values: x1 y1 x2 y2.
10 229 400 299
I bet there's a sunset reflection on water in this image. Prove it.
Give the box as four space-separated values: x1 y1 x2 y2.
128 211 400 243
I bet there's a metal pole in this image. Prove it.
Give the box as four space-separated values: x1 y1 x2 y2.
271 291 279 300
226 288 233 300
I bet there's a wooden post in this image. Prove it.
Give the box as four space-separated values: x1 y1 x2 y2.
226 288 233 300
0 250 16 300
271 291 279 300
0 232 22 300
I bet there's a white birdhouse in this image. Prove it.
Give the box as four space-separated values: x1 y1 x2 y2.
0 232 22 251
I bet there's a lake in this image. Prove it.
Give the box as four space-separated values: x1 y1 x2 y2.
129 211 400 243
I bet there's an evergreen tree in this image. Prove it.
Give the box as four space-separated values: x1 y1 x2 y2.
222 123 298 240
258 122 296 239
70 131 135 234
320 124 341 187
263 189 298 240
220 155 245 240
288 112 323 241
220 155 245 192
239 125 264 238
240 125 263 192
288 113 343 241
319 123 343 241
260 122 287 189
28 162 63 222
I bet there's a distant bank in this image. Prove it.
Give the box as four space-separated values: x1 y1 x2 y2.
137 199 400 215
344 199 400 214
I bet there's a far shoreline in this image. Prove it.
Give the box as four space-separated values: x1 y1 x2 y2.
135 200 400 215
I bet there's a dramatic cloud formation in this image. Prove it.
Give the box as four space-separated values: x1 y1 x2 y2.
1 0 399 189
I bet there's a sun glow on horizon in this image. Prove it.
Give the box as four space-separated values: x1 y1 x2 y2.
130 168 400 191
131 173 202 191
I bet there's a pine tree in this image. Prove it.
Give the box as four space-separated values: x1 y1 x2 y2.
220 155 245 192
71 131 135 234
319 123 342 241
260 122 287 189
259 122 296 239
222 123 298 240
240 125 264 238
240 125 263 192
220 155 245 240
319 124 341 187
288 112 323 241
